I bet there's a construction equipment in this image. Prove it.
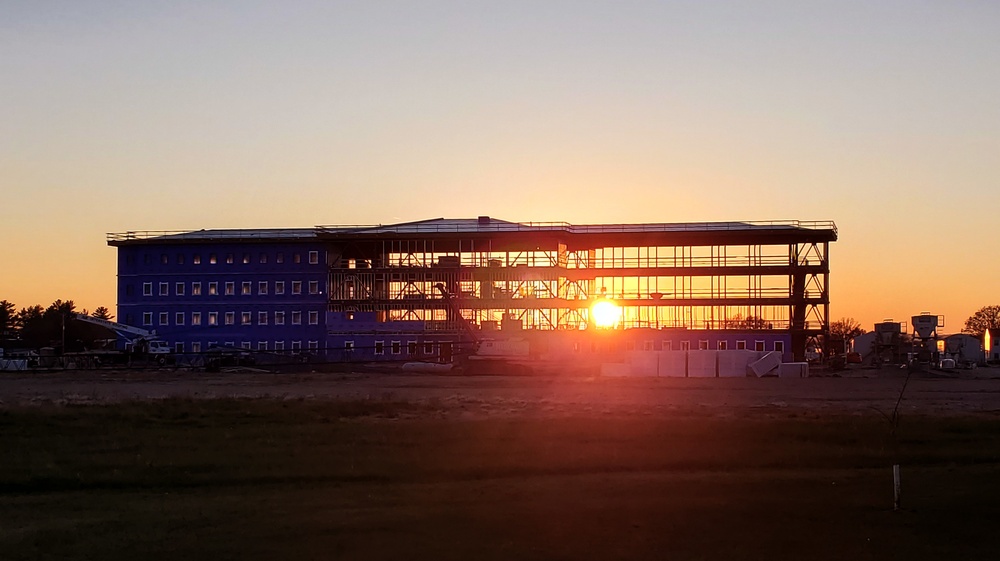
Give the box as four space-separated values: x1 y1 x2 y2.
433 283 481 355
71 314 172 364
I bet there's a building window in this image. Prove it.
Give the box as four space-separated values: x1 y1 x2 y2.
176 282 185 296
258 341 268 351
159 282 169 296
175 312 185 325
275 341 285 351
293 253 302 264
308 280 319 294
259 253 268 264
291 311 302 325
275 281 285 295
226 253 234 264
258 311 268 325
192 312 202 326
241 281 251 295
144 254 151 264
423 342 434 354
192 282 202 296
225 312 235 325
407 341 417 354
345 341 354 352
225 282 234 296
680 341 691 351
241 311 251 325
209 282 218 296
159 312 169 325
755 341 765 352
243 253 251 264
292 281 302 295
142 312 152 325
308 251 319 265
161 254 169 264
209 253 217 264
308 311 318 325
291 340 302 351
308 341 318 351
191 342 201 353
718 341 728 350
208 312 218 326
193 254 202 265
663 341 673 351
258 281 268 295
175 342 184 353
375 341 384 355
143 282 152 296
275 311 285 325
276 252 284 264
177 254 184 265
736 340 747 350
699 340 709 350
774 341 785 353
391 341 401 355
241 341 251 350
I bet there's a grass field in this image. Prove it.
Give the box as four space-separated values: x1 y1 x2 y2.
3 396 1000 560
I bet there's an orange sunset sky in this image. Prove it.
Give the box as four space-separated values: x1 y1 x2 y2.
2 1 999 332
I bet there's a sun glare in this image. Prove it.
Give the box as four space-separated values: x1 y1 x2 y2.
591 300 621 329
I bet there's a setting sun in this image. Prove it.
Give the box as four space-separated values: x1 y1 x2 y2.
591 300 621 329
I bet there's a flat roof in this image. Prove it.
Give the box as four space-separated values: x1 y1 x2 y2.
108 217 837 245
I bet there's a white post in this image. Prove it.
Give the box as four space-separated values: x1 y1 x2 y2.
893 464 901 511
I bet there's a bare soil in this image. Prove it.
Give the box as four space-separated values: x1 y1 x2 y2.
2 369 1000 560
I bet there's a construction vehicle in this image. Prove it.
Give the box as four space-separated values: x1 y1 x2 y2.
432 283 532 373
71 314 172 365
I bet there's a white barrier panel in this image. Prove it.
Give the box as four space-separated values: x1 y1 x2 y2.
749 351 783 377
777 362 809 378
627 352 659 377
687 351 718 378
0 359 28 371
601 362 631 377
718 350 758 377
657 351 687 377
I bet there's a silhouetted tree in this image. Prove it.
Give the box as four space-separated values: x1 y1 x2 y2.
92 307 114 320
830 317 865 340
962 305 1000 337
0 300 15 342
16 305 47 348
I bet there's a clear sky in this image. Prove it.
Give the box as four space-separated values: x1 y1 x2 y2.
2 1 998 332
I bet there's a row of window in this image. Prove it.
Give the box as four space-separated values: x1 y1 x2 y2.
347 341 445 355
139 280 321 297
141 310 320 327
132 251 321 266
576 340 785 352
175 341 319 353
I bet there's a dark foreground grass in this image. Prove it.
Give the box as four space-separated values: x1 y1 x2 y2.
2 399 1000 560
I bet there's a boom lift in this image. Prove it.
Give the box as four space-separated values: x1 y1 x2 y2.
72 314 172 364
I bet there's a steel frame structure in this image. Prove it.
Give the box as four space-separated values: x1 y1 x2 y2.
321 219 837 361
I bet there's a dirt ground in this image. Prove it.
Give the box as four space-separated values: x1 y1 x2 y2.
2 366 1000 417
3 368 1000 560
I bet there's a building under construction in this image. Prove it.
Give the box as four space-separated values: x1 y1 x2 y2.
109 216 836 363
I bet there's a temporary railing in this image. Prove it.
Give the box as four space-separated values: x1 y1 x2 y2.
110 220 837 242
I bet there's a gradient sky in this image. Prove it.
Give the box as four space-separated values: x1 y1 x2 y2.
3 1 998 332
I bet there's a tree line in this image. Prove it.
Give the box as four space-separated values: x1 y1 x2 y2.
0 299 115 351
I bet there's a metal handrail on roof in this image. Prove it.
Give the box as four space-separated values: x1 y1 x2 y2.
110 220 837 242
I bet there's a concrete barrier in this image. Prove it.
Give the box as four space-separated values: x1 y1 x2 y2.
687 351 718 378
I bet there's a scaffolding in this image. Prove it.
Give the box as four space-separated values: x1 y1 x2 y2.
321 218 836 361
